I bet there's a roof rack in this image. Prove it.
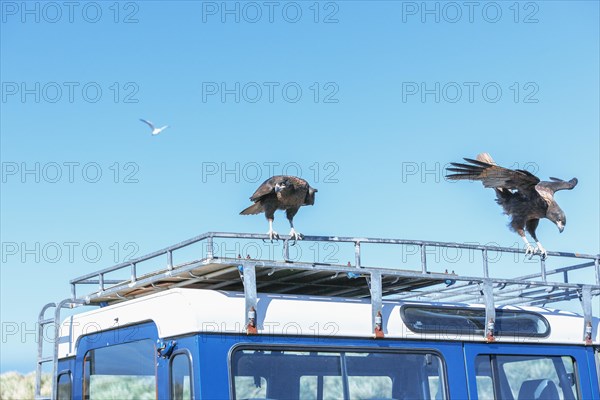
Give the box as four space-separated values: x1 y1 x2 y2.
36 231 600 399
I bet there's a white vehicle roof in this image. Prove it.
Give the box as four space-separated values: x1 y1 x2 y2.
57 288 598 358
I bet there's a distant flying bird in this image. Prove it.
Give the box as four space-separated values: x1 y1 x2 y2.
240 175 317 241
140 118 168 135
446 153 578 259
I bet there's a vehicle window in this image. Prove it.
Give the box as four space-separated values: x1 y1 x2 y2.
231 348 446 400
401 306 550 337
475 354 579 400
171 353 192 400
57 372 71 400
83 339 156 400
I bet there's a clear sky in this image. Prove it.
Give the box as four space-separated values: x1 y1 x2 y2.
1 1 599 373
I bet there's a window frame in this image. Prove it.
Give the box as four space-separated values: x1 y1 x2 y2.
56 369 72 400
82 338 158 400
169 349 195 400
474 353 581 400
228 344 449 400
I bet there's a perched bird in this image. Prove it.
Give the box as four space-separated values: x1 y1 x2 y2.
240 175 317 241
140 118 169 135
446 153 577 259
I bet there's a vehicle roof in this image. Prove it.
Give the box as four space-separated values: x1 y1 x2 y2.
57 288 598 358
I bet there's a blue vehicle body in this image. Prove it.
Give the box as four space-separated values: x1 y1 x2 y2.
55 320 599 399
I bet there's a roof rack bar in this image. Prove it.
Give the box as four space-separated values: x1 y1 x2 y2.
503 288 600 307
513 261 595 281
82 255 599 305
67 232 599 309
394 261 597 302
206 233 599 259
70 233 600 288
448 286 564 305
71 232 212 283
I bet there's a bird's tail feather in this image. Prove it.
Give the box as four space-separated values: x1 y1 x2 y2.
445 152 495 181
476 152 496 165
240 203 264 215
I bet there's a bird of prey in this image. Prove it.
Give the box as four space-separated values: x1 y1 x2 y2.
446 153 577 259
240 175 317 241
140 118 169 135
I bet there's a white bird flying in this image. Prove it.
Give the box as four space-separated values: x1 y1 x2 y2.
140 119 169 135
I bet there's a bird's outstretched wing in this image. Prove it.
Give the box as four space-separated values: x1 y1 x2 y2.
534 177 578 204
249 176 281 201
139 119 155 129
537 177 578 193
446 154 540 193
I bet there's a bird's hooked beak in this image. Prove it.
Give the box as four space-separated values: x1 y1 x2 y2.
274 183 285 193
556 221 564 233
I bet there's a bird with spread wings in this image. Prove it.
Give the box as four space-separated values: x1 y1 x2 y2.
446 153 578 259
240 175 317 241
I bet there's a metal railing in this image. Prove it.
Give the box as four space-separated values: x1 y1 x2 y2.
36 231 600 400
69 232 600 298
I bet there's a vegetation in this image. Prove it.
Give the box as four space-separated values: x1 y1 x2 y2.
0 372 50 400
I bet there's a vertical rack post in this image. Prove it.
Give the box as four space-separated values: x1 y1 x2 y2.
167 250 173 271
130 263 137 284
540 258 547 283
242 263 258 334
369 271 384 338
420 245 427 273
283 240 290 262
582 285 593 345
483 280 496 342
354 241 361 268
207 236 214 259
482 249 489 279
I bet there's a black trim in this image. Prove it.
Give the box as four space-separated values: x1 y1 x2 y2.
228 343 449 400
400 305 551 337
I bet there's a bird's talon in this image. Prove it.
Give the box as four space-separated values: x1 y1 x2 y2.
524 244 536 259
266 230 279 242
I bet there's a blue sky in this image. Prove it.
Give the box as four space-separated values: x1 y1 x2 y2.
1 1 599 373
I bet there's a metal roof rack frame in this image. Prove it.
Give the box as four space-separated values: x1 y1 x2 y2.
35 232 600 399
